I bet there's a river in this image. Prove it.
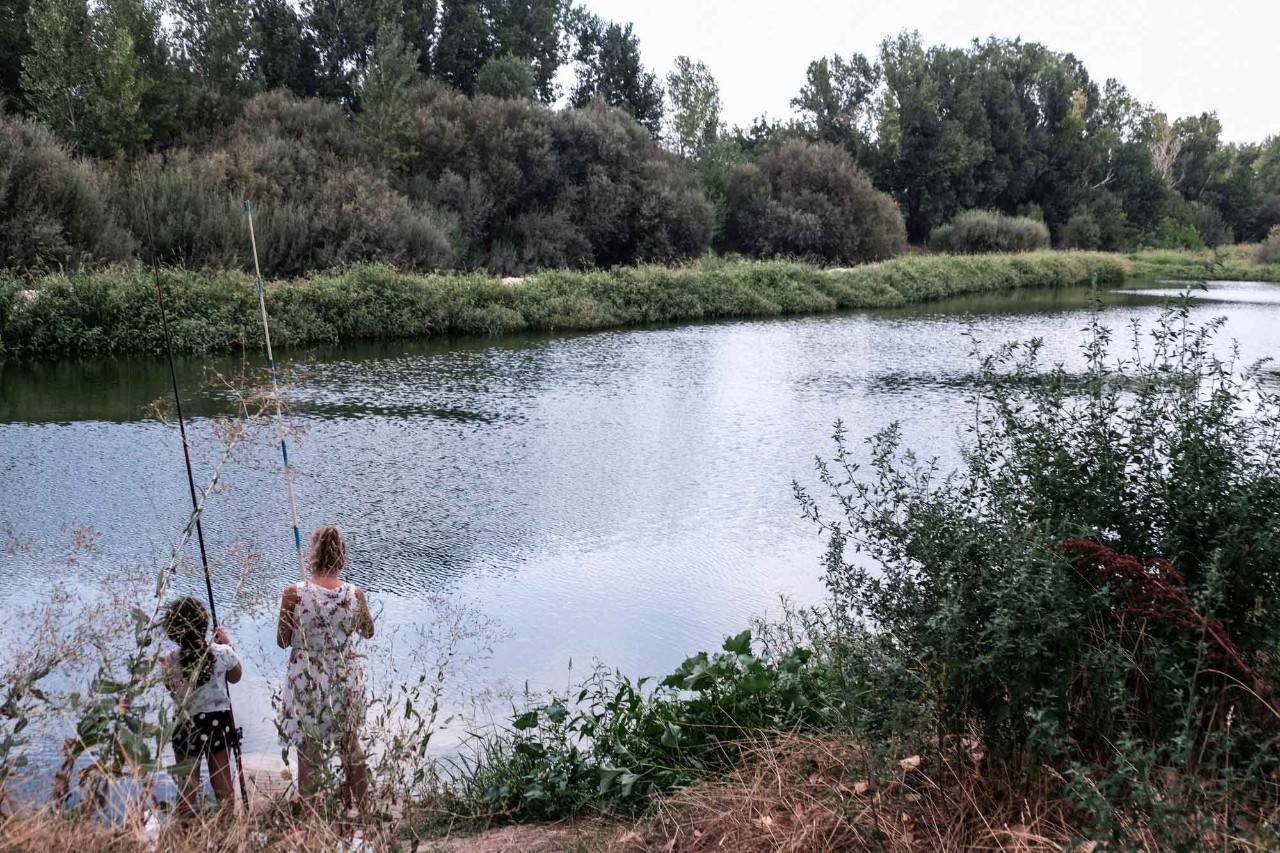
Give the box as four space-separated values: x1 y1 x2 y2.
1 279 1277 766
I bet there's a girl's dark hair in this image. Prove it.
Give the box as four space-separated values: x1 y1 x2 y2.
309 525 346 576
163 596 213 686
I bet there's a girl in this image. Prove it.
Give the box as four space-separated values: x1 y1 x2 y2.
277 525 375 807
161 596 242 816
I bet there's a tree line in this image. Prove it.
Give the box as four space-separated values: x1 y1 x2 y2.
1 0 1277 275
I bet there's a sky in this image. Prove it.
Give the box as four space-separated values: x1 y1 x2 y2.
578 0 1280 143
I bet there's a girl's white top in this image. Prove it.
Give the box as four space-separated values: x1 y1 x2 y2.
163 643 239 714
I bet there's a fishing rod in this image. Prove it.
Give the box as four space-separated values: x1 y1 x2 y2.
243 201 306 582
152 270 251 808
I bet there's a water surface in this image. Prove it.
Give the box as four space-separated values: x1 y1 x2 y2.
2 280 1276 761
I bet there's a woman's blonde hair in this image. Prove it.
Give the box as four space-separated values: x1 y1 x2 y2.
309 525 347 576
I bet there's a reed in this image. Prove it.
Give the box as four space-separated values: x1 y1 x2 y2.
1 252 1133 360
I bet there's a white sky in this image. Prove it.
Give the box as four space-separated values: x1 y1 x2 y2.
578 0 1280 143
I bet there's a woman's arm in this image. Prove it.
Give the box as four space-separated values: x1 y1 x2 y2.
213 628 243 684
276 586 299 649
354 587 374 639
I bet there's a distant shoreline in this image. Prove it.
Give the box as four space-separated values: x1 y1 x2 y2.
3 249 1276 362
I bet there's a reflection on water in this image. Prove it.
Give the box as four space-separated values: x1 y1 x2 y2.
2 279 1278 760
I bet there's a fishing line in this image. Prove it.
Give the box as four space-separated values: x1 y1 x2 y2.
152 269 251 807
243 201 306 582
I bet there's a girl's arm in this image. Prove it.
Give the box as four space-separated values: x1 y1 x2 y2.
213 628 243 684
276 586 299 649
160 652 182 697
354 587 375 639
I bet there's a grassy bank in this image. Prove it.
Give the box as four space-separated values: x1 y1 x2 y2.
1128 244 1280 281
0 252 1131 359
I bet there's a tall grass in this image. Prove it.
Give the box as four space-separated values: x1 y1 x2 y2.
1128 245 1280 281
1 252 1130 360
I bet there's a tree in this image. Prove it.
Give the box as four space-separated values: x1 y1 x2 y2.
875 32 987 241
792 53 879 160
433 0 489 94
0 0 32 109
569 16 663 136
248 0 319 96
665 55 720 157
486 0 561 102
1172 113 1227 201
99 0 185 146
1144 113 1181 184
400 0 437 77
357 21 420 169
85 24 149 156
171 0 253 119
20 0 95 143
304 0 395 101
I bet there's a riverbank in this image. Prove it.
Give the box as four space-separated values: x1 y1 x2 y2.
0 251 1138 360
1 294 1276 851
7 248 1279 362
1127 244 1280 282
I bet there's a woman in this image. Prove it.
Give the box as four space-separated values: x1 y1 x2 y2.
276 525 375 806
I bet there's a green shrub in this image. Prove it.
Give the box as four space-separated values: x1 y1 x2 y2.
796 306 1280 770
1149 216 1204 250
1058 206 1101 250
928 209 1050 254
721 140 905 264
1258 226 1280 264
113 153 245 267
455 629 833 819
0 115 133 271
475 55 537 100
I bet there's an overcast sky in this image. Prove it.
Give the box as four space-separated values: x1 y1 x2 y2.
579 0 1280 143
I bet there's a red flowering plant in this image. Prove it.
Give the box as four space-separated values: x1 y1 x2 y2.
1060 538 1279 720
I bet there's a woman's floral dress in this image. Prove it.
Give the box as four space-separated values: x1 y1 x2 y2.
279 581 367 751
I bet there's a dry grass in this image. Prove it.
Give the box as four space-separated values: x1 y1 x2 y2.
607 731 1280 853
3 732 1277 852
0 801 620 853
608 734 1077 852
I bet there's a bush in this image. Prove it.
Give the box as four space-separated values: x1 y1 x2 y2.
475 55 537 100
1258 194 1280 233
1148 215 1204 250
721 140 905 265
112 153 245 268
1259 226 1280 264
1058 193 1137 251
1058 206 1101 250
214 93 457 275
407 93 712 274
0 116 133 271
456 629 833 819
797 307 1280 771
928 209 1050 254
2 92 712 277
